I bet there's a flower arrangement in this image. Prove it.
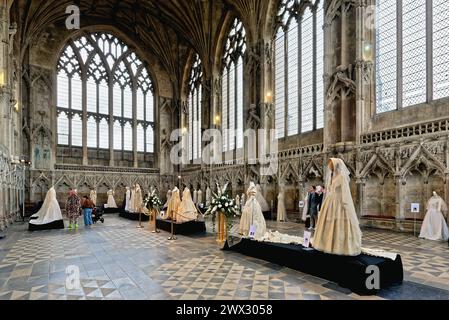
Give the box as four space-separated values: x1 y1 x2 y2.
144 189 163 212
205 182 240 232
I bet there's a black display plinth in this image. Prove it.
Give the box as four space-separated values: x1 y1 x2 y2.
225 238 403 295
28 220 65 231
119 211 150 221
156 219 206 235
103 208 121 214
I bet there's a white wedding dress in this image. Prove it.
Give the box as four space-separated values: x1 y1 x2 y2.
239 182 267 240
29 187 63 226
197 189 203 205
419 195 449 241
177 188 199 223
106 190 117 208
125 187 131 212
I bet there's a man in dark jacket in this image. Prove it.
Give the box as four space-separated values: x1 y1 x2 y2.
308 186 324 230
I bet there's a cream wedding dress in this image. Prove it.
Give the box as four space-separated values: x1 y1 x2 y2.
419 194 449 241
106 190 117 208
277 190 287 222
239 182 267 240
166 187 181 220
177 188 199 223
30 187 63 225
312 158 362 256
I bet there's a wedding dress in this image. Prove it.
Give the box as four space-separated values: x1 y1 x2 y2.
129 185 136 213
29 187 64 227
239 182 267 240
90 190 97 206
106 190 117 208
125 187 131 212
277 190 287 222
133 184 143 213
166 187 181 220
177 188 199 223
256 184 270 212
197 189 203 205
193 189 198 204
419 193 449 241
312 158 362 256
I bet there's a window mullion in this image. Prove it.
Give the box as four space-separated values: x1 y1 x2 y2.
397 0 403 110
312 8 318 131
298 17 302 135
426 0 433 103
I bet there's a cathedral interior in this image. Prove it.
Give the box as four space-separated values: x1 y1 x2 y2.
0 0 448 302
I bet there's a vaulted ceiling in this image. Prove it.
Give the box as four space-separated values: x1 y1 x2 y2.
9 0 277 94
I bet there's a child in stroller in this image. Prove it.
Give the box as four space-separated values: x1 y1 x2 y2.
92 206 105 224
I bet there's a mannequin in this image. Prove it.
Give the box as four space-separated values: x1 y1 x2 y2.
239 182 267 240
419 191 449 241
29 187 64 230
167 187 181 220
277 187 287 222
125 187 131 212
129 185 136 213
107 190 117 208
134 184 143 213
197 189 203 205
312 158 362 256
193 189 198 204
90 190 97 206
255 184 270 212
177 188 199 223
206 187 212 206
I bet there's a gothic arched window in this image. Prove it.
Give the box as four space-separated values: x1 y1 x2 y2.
274 0 324 138
188 54 203 161
56 33 155 158
221 18 246 152
376 1 449 113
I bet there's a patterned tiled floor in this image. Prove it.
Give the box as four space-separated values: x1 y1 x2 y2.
0 215 448 300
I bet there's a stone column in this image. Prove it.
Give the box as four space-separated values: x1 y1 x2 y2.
395 175 406 230
356 178 365 219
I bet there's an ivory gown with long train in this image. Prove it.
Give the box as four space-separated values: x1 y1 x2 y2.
239 183 267 240
177 188 199 223
29 187 63 226
312 158 362 256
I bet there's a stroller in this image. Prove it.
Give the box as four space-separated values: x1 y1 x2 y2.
92 206 105 224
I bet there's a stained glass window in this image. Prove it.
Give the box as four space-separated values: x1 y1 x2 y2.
221 18 246 151
274 0 324 137
56 33 155 157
